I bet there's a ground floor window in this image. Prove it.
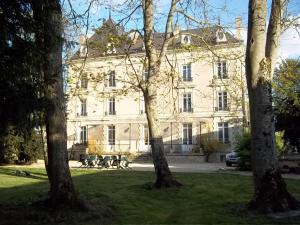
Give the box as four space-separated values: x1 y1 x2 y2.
144 125 149 145
108 125 115 145
182 123 192 145
218 122 229 143
80 126 87 144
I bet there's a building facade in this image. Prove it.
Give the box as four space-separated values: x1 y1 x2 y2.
66 18 246 158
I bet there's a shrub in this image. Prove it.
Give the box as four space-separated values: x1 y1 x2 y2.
234 131 286 171
275 131 286 156
201 134 225 162
2 126 43 164
2 126 23 164
19 131 44 163
234 132 252 171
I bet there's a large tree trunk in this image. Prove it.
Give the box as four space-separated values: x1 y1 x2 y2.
246 0 299 213
144 82 180 188
142 0 180 188
41 0 77 207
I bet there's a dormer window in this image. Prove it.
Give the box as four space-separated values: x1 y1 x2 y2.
107 43 117 54
216 29 227 43
181 34 191 45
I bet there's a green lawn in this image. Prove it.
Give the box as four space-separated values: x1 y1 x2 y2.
0 167 300 224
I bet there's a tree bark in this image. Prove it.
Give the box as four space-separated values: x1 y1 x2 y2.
35 0 78 207
142 0 181 188
246 0 299 213
144 86 180 188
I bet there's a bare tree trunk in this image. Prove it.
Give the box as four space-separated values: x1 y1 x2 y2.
246 0 299 213
142 0 181 188
144 85 180 188
39 0 78 207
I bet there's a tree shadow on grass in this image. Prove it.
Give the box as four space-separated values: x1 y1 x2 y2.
0 167 48 181
0 168 119 225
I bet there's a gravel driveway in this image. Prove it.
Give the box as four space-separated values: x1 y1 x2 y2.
3 160 300 180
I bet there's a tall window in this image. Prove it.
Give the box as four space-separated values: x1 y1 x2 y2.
143 69 149 80
108 125 115 145
217 61 227 79
183 93 192 112
80 126 87 144
81 99 87 116
108 71 116 87
109 98 116 115
182 63 192 81
218 122 229 143
144 125 149 145
218 91 228 111
81 77 88 89
183 123 192 145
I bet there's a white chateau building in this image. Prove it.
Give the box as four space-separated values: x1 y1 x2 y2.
66 17 246 159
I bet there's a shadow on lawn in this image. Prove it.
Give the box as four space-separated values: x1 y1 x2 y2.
0 167 119 225
0 167 48 181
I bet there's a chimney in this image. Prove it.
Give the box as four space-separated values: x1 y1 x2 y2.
173 23 180 37
79 35 87 57
235 17 242 40
79 35 87 45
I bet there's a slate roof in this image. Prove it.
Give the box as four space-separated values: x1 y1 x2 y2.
71 18 242 60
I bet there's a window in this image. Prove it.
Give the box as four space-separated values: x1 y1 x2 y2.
81 99 87 116
81 77 88 89
80 126 87 144
109 98 116 115
183 93 192 112
217 61 227 79
108 71 116 87
144 125 149 145
108 125 115 145
181 35 191 44
183 123 192 145
183 35 190 44
182 64 192 81
218 91 228 111
143 69 149 80
218 122 229 143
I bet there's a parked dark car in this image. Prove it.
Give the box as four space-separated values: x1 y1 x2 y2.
225 152 239 166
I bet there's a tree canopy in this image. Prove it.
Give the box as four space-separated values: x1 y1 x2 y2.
0 0 45 163
274 59 300 152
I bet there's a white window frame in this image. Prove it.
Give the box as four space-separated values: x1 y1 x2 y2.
183 93 192 112
182 123 193 145
143 69 149 80
108 125 115 145
182 63 192 81
218 122 229 143
80 126 87 144
144 125 150 146
218 91 229 111
108 98 116 115
81 77 88 89
108 71 116 87
217 61 228 79
81 99 87 116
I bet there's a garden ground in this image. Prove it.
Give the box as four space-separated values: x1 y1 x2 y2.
1 166 300 224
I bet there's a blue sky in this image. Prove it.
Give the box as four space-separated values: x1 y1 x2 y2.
63 0 300 59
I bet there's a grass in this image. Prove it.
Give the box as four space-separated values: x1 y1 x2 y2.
0 167 300 225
